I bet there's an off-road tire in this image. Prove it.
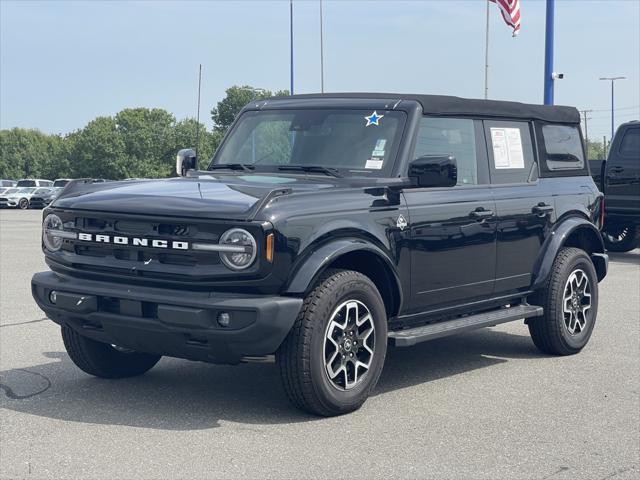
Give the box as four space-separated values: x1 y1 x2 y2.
528 247 598 355
18 198 29 209
602 224 639 252
277 269 388 416
62 326 161 378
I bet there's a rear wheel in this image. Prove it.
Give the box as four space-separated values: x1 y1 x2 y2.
528 247 598 355
602 223 639 252
277 270 387 416
62 326 161 378
18 198 29 209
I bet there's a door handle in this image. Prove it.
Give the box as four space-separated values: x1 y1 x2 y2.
610 166 624 174
532 203 554 215
469 208 494 220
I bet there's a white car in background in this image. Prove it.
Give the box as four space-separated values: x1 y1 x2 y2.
0 187 38 209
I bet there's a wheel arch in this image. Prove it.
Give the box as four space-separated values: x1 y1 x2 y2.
284 239 403 317
532 216 607 289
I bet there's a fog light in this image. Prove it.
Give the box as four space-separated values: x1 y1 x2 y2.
49 291 57 304
217 312 231 328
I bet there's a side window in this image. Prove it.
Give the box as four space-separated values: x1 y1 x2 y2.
414 117 479 185
619 128 640 157
484 120 536 184
542 124 585 171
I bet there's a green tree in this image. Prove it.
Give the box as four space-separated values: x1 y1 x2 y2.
210 85 289 133
0 128 70 179
69 116 130 179
586 139 606 160
172 118 223 164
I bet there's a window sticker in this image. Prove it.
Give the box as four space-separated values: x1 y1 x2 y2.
364 111 384 127
365 158 384 169
372 138 387 158
490 127 524 169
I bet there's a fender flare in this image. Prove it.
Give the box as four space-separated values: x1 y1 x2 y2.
284 238 403 311
531 216 606 290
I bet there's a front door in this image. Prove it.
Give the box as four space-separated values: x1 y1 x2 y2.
404 117 496 312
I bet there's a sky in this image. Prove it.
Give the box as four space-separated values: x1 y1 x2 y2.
1 0 639 142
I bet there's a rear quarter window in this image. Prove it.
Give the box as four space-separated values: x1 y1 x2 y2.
542 125 585 171
619 128 640 157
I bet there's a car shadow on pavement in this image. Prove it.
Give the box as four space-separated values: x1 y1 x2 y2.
607 250 640 266
0 327 544 429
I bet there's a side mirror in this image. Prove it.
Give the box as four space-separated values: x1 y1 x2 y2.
176 149 197 177
408 155 457 188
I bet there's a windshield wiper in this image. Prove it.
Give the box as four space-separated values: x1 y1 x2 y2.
277 165 343 178
209 163 255 172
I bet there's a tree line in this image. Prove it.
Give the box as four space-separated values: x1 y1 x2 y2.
0 86 287 180
1 86 608 180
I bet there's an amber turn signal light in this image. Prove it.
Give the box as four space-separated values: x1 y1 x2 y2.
265 233 274 263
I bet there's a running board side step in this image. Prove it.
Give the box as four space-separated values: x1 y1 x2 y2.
388 305 543 347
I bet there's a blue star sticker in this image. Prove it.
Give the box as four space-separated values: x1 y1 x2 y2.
364 111 384 126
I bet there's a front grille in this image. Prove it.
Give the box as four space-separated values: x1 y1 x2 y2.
47 210 265 285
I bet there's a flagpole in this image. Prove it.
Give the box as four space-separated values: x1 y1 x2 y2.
484 0 490 99
290 0 294 95
320 0 325 93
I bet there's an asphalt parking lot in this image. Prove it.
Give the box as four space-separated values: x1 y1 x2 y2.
0 209 638 480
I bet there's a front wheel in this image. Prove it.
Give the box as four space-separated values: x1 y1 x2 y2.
62 326 161 378
602 223 639 252
277 270 388 416
528 247 598 355
18 198 29 209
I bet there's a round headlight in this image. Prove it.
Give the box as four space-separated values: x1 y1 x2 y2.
42 214 64 251
219 228 257 270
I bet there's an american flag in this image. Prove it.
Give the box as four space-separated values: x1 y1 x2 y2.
490 0 521 37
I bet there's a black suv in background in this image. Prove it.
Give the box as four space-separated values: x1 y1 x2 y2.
32 94 607 416
590 120 640 252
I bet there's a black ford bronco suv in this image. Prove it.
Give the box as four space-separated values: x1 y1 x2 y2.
32 94 608 416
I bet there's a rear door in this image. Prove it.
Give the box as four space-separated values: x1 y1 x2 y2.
605 125 640 213
403 117 496 311
485 120 554 294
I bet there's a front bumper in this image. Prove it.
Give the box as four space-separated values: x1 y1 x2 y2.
0 199 19 207
32 271 302 364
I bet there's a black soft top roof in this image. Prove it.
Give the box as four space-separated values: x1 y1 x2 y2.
274 93 580 124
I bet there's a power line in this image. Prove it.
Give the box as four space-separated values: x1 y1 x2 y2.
580 105 639 113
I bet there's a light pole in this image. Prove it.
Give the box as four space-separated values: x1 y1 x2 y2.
543 0 555 105
599 76 626 140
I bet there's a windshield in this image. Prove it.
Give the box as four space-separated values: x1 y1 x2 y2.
17 180 36 187
211 109 406 176
3 188 19 195
34 188 51 194
19 187 36 194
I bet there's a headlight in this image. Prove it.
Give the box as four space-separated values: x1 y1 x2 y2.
42 214 75 252
218 228 257 270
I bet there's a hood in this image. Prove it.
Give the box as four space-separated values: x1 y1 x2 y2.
52 174 344 220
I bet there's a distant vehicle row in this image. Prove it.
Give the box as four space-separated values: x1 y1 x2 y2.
0 186 60 209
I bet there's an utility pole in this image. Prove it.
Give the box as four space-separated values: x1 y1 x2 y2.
599 76 626 140
579 109 592 142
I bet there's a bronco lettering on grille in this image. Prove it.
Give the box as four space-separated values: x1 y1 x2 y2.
77 233 189 250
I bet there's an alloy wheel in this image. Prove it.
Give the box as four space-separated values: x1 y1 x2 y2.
323 300 376 390
562 269 592 335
